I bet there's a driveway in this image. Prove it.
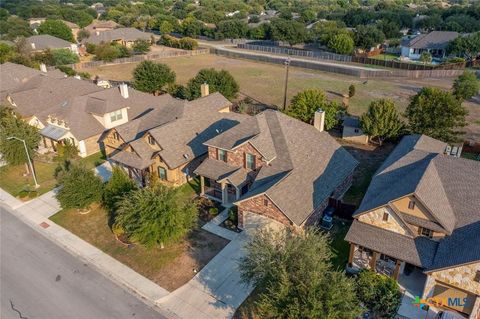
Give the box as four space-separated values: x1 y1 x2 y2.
158 211 284 319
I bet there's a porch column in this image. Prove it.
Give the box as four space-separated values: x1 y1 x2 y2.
200 176 205 195
393 260 401 280
347 243 355 267
235 186 240 200
221 182 227 205
370 251 378 270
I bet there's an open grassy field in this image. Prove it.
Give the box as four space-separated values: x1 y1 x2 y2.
80 54 480 141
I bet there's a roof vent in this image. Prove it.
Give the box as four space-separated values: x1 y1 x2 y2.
61 101 68 107
183 154 189 159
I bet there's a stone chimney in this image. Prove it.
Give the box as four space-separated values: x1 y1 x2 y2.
200 83 209 97
39 63 47 73
119 83 129 99
314 109 325 132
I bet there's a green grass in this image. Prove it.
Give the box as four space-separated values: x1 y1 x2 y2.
371 53 399 61
328 218 353 270
176 177 200 202
0 152 107 200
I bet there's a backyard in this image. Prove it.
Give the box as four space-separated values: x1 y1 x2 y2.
79 53 480 141
49 181 229 291
0 152 106 200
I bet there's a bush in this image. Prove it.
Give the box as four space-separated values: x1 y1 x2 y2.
56 164 103 209
160 34 198 50
86 43 96 54
56 65 76 76
51 48 79 65
179 37 198 50
452 71 479 100
102 166 137 213
94 43 118 61
132 39 151 54
209 207 219 217
56 140 78 160
186 68 239 100
349 84 356 98
132 61 176 94
228 207 237 225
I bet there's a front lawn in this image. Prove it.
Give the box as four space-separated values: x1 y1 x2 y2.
328 218 352 270
0 152 106 201
50 190 229 291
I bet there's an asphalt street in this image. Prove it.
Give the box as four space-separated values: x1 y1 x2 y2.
0 205 166 319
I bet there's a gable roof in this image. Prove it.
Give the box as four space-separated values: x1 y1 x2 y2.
85 20 119 32
0 62 65 94
26 35 73 50
205 110 359 225
83 27 151 45
403 31 459 49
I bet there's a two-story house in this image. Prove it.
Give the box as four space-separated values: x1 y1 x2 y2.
345 134 480 318
194 109 358 230
102 91 246 186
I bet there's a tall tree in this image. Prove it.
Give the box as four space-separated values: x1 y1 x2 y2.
360 99 403 145
239 229 362 319
356 270 402 319
186 68 239 100
452 71 480 100
354 25 385 50
405 87 468 143
132 61 176 94
286 89 340 130
0 106 40 171
447 32 480 61
114 184 198 248
102 166 138 214
328 33 355 54
37 19 75 43
269 18 308 46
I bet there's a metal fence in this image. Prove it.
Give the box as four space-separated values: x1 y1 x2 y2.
71 48 209 70
237 43 352 62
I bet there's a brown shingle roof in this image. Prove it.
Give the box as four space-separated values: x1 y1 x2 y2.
404 31 459 49
83 27 151 45
26 34 74 50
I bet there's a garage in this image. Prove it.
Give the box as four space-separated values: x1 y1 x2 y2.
242 211 286 233
432 284 476 316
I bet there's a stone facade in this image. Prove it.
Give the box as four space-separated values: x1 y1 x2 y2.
358 206 409 235
82 133 102 157
430 263 480 295
237 194 293 229
103 129 126 156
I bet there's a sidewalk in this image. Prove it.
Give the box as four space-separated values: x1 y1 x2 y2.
0 186 24 209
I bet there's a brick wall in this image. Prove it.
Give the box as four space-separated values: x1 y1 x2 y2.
302 197 329 227
237 194 292 229
207 143 265 170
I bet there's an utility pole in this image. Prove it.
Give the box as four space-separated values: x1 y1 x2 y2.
282 58 291 110
7 136 39 188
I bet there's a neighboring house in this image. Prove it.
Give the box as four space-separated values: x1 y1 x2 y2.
85 19 119 34
345 134 480 319
342 116 368 144
82 27 152 48
400 31 459 61
26 35 78 54
90 3 106 16
102 89 245 186
61 20 80 40
28 17 46 31
195 109 358 230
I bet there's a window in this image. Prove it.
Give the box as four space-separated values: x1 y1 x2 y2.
147 135 155 145
217 149 227 162
158 167 167 181
110 110 123 122
419 227 433 238
245 153 255 170
113 132 120 141
263 198 269 207
354 128 359 133
382 212 389 221
408 200 416 210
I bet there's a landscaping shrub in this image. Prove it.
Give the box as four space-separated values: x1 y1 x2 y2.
349 84 356 98
227 207 237 225
56 164 103 209
56 65 76 76
102 166 137 213
56 139 78 161
209 207 219 217
86 43 96 54
132 39 151 54
51 48 79 65
160 34 198 50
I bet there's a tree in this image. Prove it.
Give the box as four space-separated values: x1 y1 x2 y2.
348 84 356 98
186 68 239 100
77 29 90 42
37 19 75 43
354 25 385 50
328 33 355 54
286 89 340 130
452 71 480 100
0 16 33 40
0 106 40 170
159 21 173 35
360 99 403 145
114 184 198 248
132 61 176 94
102 166 137 213
132 39 151 54
94 43 119 62
447 32 480 61
356 270 402 319
270 18 308 46
51 48 79 65
239 229 362 319
216 20 248 39
405 87 468 143
182 16 203 38
420 51 432 65
56 164 103 210
56 139 78 161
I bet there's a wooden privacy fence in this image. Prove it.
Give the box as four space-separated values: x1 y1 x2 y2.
71 48 209 69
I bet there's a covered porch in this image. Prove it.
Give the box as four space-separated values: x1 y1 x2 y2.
109 150 153 187
39 124 76 153
347 243 405 279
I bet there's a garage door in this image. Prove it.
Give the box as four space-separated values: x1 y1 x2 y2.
242 212 286 233
432 284 475 315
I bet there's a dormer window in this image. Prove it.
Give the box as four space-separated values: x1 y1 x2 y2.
408 200 416 210
245 153 255 170
217 149 227 162
147 135 155 146
110 110 123 122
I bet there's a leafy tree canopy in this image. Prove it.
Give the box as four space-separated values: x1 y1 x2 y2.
327 33 354 55
360 99 404 145
132 60 176 94
405 87 468 143
114 184 198 248
37 19 75 43
447 32 480 61
102 166 138 213
452 71 480 101
186 68 239 100
354 24 385 50
269 18 308 46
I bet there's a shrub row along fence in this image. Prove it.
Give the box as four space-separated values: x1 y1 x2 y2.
71 48 209 70
237 43 466 71
212 47 465 79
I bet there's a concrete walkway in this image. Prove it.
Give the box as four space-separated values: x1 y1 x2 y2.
94 161 113 182
158 209 254 319
0 187 24 209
